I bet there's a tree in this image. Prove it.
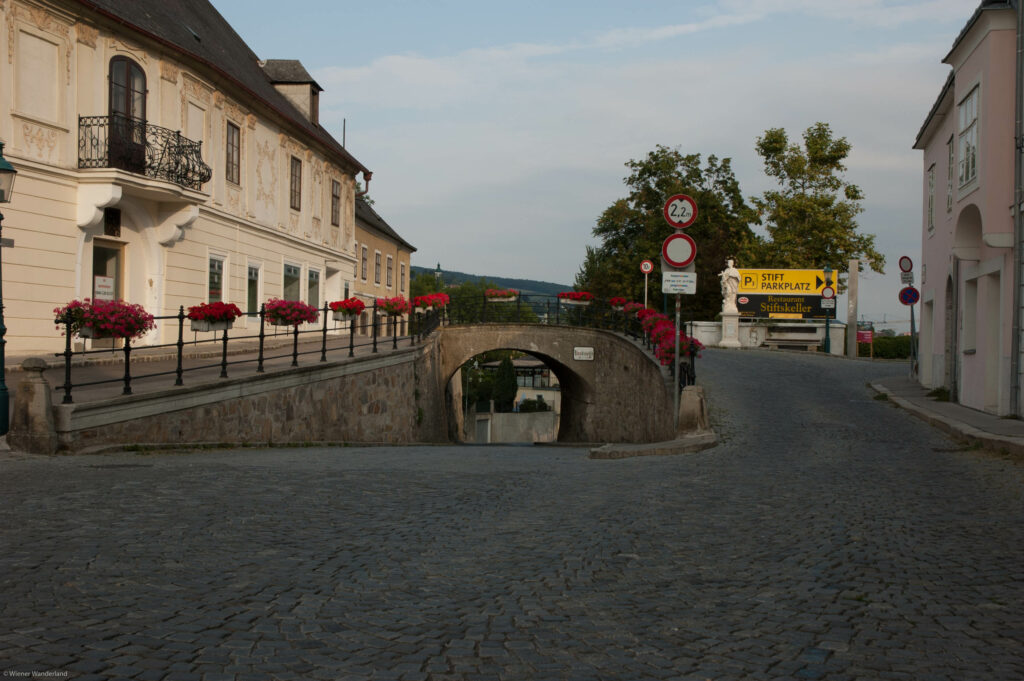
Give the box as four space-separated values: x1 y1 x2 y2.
575 146 756 320
493 356 518 412
748 123 884 280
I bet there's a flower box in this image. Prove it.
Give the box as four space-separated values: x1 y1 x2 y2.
54 298 155 340
561 299 591 307
332 309 361 321
77 326 108 339
190 319 233 333
488 296 517 303
264 299 319 326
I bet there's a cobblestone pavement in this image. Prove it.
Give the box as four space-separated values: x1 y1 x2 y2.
2 349 1023 680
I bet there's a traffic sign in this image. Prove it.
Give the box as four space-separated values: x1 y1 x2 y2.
663 194 697 229
898 286 920 306
899 256 913 272
738 269 832 295
662 272 697 294
661 233 696 268
821 298 836 309
821 286 835 299
640 259 654 274
900 271 914 284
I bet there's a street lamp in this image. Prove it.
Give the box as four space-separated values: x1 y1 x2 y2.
0 142 19 435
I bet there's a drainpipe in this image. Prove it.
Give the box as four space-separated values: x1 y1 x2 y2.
356 170 373 197
1012 0 1024 416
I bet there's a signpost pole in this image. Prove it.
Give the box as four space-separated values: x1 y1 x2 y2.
674 294 681 431
644 272 649 309
823 266 832 354
910 303 917 379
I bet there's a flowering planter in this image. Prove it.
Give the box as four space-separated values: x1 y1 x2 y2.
77 327 110 339
190 319 233 333
332 310 360 322
268 319 297 327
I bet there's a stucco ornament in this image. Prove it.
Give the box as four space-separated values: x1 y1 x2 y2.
719 258 740 313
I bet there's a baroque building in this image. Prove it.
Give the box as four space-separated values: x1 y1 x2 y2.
0 0 409 353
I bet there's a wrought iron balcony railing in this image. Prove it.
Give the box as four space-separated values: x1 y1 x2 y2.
78 114 212 191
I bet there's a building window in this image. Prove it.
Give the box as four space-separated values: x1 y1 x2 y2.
400 263 406 293
946 136 954 212
374 252 381 285
108 56 147 173
308 268 320 308
927 164 935 232
386 256 393 288
958 86 978 187
361 246 368 281
208 256 224 303
283 263 301 300
290 156 302 210
226 122 241 185
331 180 341 226
247 264 260 315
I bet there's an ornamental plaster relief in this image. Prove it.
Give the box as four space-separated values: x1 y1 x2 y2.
159 59 180 84
74 22 96 48
254 136 277 211
182 74 212 104
20 121 59 163
246 113 257 130
107 36 146 64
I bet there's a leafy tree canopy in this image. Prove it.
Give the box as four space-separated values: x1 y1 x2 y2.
575 146 756 320
746 122 884 279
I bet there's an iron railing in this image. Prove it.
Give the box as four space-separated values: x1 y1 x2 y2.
78 115 212 190
52 293 697 402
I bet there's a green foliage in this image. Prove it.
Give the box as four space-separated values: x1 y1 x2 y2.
747 123 884 282
442 279 540 324
859 336 912 359
409 266 568 297
575 146 756 320
518 395 551 413
493 356 518 413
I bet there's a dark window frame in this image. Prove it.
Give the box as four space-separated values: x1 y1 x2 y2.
331 179 341 226
290 156 302 211
226 122 241 185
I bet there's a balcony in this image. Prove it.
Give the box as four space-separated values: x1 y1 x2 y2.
78 115 212 191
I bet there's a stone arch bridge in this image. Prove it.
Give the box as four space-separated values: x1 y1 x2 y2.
11 318 681 453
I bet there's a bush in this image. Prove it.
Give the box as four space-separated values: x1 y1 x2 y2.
858 335 912 359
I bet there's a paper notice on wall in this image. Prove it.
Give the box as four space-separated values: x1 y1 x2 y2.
94 276 115 301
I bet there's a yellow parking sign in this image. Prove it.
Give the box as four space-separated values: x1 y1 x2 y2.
737 269 830 295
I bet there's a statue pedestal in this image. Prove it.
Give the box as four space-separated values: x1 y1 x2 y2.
719 311 741 348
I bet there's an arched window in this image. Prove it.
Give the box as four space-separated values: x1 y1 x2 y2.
108 57 146 173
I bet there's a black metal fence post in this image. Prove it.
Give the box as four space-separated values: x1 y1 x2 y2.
175 306 185 385
219 323 229 379
320 302 329 362
349 315 355 357
121 337 133 395
372 303 379 353
392 314 398 350
257 304 266 373
290 324 299 367
60 317 73 404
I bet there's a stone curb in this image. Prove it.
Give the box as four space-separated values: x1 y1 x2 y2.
588 431 718 459
869 382 1024 458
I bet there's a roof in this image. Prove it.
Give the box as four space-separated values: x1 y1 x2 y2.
261 59 322 92
73 0 367 175
913 70 955 149
355 198 417 253
944 0 1015 62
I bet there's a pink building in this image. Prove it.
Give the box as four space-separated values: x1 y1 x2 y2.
913 1 1022 416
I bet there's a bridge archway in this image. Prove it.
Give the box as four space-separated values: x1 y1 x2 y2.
436 325 675 443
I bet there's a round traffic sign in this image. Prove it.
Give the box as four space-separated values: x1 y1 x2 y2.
663 194 698 229
899 256 913 272
821 286 836 299
898 286 920 306
661 233 697 268
640 259 654 274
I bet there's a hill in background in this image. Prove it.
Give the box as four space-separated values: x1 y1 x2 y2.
410 265 570 297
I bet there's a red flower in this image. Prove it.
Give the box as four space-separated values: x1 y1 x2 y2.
329 298 365 315
265 299 319 325
557 291 594 301
187 301 243 322
376 296 411 315
485 289 519 298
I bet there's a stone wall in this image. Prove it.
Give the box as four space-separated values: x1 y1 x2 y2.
25 340 450 454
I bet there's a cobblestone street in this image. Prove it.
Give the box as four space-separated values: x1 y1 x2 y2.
1 350 1022 680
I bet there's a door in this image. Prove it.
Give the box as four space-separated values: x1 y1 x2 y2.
108 57 147 173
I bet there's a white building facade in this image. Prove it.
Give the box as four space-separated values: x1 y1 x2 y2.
0 0 372 352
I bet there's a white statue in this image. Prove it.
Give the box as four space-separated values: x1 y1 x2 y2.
719 258 740 313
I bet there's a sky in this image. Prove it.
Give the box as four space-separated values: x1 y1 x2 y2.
211 0 974 331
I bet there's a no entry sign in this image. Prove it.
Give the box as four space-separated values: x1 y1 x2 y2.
661 232 696 268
